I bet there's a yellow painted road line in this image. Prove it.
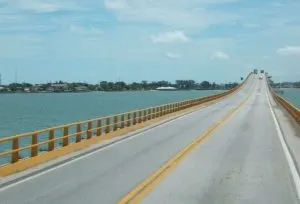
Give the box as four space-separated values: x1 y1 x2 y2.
118 83 256 204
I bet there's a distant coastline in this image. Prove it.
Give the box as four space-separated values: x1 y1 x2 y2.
0 80 240 94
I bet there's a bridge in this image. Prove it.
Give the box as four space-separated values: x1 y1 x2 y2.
0 73 300 204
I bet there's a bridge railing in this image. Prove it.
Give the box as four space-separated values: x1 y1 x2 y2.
272 92 300 124
0 75 250 166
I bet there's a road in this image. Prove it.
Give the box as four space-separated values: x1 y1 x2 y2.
0 75 298 204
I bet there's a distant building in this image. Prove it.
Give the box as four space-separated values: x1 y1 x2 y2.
156 86 177 91
0 86 5 91
46 87 55 92
50 83 68 92
30 86 41 92
74 86 89 92
24 88 31 92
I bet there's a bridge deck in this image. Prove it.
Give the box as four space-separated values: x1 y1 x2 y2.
0 75 299 204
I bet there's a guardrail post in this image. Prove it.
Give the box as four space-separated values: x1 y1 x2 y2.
127 113 131 127
48 129 55 151
31 133 38 157
160 106 163 117
121 115 125 128
63 126 69 146
133 112 137 125
97 119 102 136
156 107 160 117
114 116 118 131
11 137 19 163
152 108 156 119
87 121 92 139
138 111 142 123
105 118 110 133
143 110 147 122
148 109 151 120
76 123 82 142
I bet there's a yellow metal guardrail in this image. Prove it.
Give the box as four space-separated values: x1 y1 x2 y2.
272 92 300 125
0 74 250 165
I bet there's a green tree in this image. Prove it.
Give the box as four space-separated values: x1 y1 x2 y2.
200 81 211 89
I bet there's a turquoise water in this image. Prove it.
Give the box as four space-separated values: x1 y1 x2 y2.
0 90 223 139
281 88 300 108
0 90 224 164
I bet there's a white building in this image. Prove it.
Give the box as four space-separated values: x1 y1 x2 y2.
156 86 177 91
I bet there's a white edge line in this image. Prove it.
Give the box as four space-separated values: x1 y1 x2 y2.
266 91 300 199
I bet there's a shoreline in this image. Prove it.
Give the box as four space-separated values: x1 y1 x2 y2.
0 89 228 94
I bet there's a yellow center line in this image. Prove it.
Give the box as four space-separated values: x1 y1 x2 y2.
118 82 256 204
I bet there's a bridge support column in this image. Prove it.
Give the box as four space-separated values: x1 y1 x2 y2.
31 133 38 157
105 118 110 133
48 129 55 151
76 124 82 142
63 126 68 147
11 138 19 163
127 113 131 127
113 116 118 131
97 120 102 136
87 121 92 139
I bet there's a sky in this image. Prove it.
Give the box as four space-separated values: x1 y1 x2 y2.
0 0 300 84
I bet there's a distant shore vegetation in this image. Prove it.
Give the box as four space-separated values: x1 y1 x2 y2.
0 80 241 93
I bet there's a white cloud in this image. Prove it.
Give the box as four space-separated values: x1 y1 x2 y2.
211 51 230 60
166 52 181 59
10 0 81 13
12 0 62 13
277 46 300 56
69 25 103 35
150 31 190 44
104 0 239 29
104 0 129 10
271 2 285 7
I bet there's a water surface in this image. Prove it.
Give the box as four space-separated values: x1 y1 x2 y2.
0 90 223 138
281 88 300 108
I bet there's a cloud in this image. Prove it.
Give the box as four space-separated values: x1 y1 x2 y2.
166 52 181 59
11 0 62 13
277 46 300 56
211 51 230 60
104 0 240 29
69 25 104 35
104 0 129 10
150 31 190 44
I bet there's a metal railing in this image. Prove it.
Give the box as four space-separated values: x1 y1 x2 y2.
272 92 300 124
0 75 249 166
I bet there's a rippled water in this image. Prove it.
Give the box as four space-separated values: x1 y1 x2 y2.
0 90 223 138
281 88 300 108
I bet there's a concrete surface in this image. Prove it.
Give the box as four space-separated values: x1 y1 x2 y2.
0 75 298 204
142 77 298 204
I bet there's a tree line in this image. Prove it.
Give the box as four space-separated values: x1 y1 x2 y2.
0 80 240 93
